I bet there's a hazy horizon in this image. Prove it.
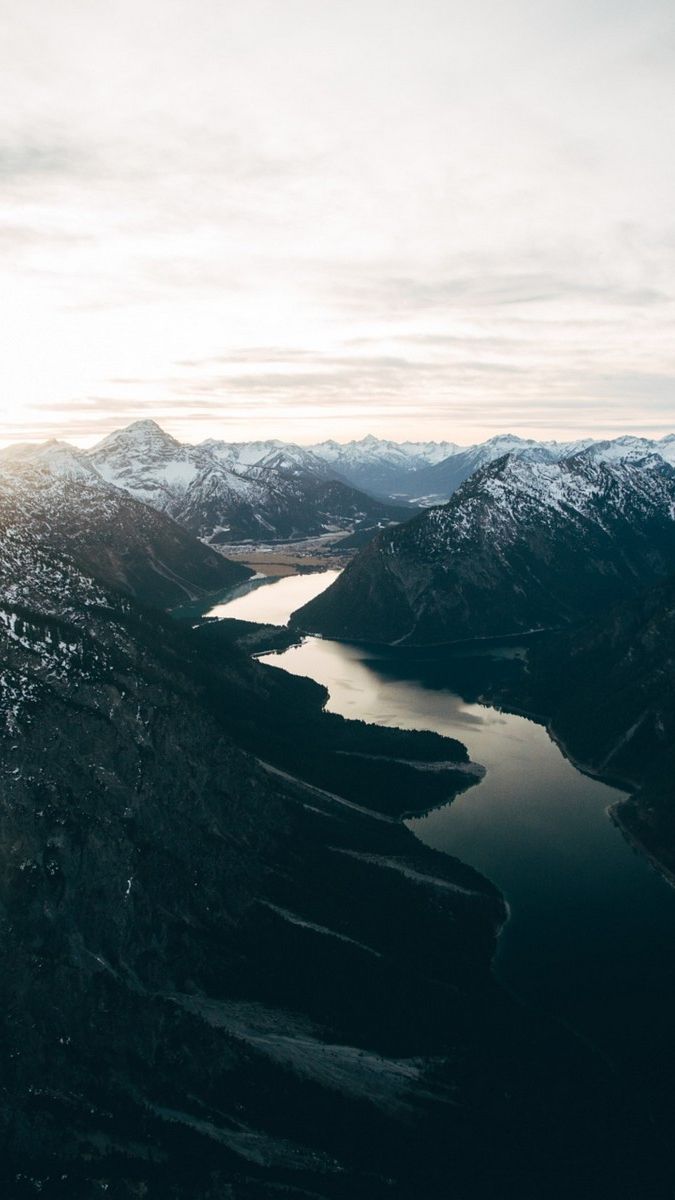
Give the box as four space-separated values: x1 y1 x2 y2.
2 0 674 446
1 415 674 453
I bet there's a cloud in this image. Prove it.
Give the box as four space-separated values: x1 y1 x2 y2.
0 0 673 444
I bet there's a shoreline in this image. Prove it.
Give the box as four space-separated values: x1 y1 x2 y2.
536 723 675 893
212 534 355 577
607 801 675 892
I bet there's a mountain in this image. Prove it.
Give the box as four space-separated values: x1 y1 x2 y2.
513 576 675 879
238 442 338 481
438 572 675 883
375 433 675 503
0 454 250 607
87 418 203 506
397 434 595 501
198 437 334 479
576 434 675 470
308 434 460 496
8 426 675 535
87 420 409 543
0 438 95 478
0 505 640 1199
292 453 675 645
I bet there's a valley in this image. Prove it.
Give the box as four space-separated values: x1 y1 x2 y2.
221 571 675 1180
2 422 675 1197
6 4 673 1195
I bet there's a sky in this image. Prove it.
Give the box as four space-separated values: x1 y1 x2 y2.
1 0 674 447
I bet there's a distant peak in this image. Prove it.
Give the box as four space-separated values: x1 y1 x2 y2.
92 418 183 454
485 433 529 446
124 419 167 435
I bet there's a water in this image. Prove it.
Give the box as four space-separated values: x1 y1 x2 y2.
214 570 675 1110
205 570 341 627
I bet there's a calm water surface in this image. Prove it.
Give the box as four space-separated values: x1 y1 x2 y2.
205 570 341 627
214 570 675 1099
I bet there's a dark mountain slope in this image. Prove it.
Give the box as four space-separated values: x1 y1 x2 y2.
293 454 675 645
0 459 250 606
509 577 675 879
180 470 411 545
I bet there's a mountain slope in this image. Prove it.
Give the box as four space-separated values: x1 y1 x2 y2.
293 454 675 644
0 456 250 607
177 469 411 544
514 577 675 878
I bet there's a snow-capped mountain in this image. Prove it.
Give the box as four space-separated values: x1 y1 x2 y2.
379 433 675 502
308 434 461 496
0 453 250 607
201 437 337 481
88 419 206 504
86 420 410 542
6 423 675 551
293 453 675 645
575 434 675 469
396 434 595 501
0 438 97 480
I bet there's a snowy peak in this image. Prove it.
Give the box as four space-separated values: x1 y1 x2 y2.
400 432 674 502
0 439 97 481
96 417 178 446
307 434 461 496
91 418 186 463
439 451 675 538
88 420 203 504
249 444 337 480
310 434 459 466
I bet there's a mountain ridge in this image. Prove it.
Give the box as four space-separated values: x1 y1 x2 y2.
292 453 675 644
0 456 251 608
5 421 675 505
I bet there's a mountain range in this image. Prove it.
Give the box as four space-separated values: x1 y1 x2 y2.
0 422 411 546
5 424 675 547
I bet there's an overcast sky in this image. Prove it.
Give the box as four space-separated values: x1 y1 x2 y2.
1 0 674 446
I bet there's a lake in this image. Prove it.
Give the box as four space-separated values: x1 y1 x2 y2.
207 569 675 1119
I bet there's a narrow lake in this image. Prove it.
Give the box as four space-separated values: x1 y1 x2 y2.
206 569 675 1116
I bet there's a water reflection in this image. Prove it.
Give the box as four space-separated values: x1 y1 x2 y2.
217 570 675 1103
206 570 340 627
